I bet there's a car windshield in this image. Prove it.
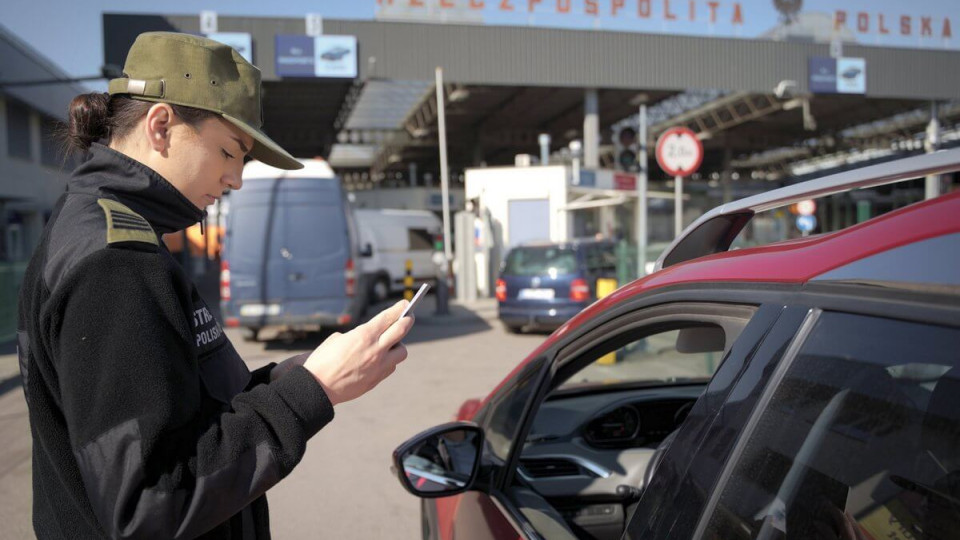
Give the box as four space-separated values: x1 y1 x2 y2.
557 328 722 391
504 246 577 276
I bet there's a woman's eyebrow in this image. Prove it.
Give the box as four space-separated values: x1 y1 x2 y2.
231 136 250 155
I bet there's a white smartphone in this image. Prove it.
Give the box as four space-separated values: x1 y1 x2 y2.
399 283 431 320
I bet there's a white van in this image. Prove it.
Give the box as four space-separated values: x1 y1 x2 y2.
356 208 442 302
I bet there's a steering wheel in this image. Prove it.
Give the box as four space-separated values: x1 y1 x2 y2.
642 429 679 490
642 400 695 489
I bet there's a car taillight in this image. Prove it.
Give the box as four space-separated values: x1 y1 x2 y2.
570 278 590 302
495 279 507 302
345 258 356 297
220 260 231 301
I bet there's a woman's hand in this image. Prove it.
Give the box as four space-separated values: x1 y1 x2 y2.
302 300 414 405
270 352 310 382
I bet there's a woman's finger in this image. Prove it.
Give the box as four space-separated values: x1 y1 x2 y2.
378 315 415 349
363 300 408 337
383 343 408 366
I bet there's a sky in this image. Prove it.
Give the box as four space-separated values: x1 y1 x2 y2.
3 0 956 91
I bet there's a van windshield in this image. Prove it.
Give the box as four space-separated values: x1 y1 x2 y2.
504 246 577 276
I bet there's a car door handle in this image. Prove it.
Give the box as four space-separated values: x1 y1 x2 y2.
288 272 305 282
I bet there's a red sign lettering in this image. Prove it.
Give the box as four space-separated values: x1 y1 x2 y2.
665 0 676 20
708 1 719 23
835 10 847 30
638 0 651 17
386 1 951 42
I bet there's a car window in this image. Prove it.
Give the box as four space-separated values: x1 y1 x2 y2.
504 246 578 276
584 244 617 274
484 357 547 463
703 312 960 540
624 304 804 540
408 228 434 251
556 326 723 391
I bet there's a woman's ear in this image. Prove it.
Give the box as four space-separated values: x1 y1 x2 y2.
143 103 175 153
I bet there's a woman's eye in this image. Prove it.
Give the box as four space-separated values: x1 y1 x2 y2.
221 149 235 160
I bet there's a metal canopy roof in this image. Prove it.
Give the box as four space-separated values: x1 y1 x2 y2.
670 93 929 175
101 14 959 181
363 84 929 181
260 79 355 159
371 85 678 174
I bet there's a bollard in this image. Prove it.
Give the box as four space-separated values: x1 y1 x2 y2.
404 259 414 301
595 278 619 365
434 267 451 315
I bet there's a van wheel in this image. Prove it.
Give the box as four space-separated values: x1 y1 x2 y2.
503 323 523 334
370 276 391 304
241 328 261 342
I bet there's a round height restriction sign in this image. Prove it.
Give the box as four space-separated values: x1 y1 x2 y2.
656 127 704 177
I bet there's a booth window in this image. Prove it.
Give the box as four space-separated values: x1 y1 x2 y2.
6 99 33 161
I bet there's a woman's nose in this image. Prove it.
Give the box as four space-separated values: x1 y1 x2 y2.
224 170 243 192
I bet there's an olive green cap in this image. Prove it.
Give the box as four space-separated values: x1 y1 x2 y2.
108 32 302 170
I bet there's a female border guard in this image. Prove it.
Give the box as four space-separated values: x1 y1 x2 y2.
17 32 413 539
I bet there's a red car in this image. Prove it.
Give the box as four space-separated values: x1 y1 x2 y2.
393 150 960 540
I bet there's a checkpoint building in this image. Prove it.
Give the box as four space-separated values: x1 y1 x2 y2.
97 3 960 292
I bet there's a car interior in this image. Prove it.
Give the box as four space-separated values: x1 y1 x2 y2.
505 306 756 540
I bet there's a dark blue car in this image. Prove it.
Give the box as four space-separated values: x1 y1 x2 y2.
496 240 617 333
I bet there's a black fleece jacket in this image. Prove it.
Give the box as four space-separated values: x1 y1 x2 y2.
17 144 335 539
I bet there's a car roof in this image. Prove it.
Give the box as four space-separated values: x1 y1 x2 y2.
577 190 960 328
480 191 960 406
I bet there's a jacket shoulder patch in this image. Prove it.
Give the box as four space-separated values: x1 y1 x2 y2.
97 199 158 248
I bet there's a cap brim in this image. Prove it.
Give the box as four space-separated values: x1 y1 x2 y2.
221 113 303 170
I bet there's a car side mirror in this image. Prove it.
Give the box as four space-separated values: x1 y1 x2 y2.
392 422 483 498
360 243 373 257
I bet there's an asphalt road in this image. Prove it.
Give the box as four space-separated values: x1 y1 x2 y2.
0 295 548 539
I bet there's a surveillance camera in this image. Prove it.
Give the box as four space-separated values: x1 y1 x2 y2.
774 80 798 99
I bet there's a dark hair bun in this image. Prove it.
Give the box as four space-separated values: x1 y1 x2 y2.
66 93 111 152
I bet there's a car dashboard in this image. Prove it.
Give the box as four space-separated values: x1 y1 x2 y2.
516 384 705 539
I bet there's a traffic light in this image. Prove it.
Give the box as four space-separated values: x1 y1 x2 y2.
614 126 639 172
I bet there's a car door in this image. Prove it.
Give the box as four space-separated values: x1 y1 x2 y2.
624 286 960 540
277 180 349 311
429 355 552 540
443 286 790 540
689 307 960 540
